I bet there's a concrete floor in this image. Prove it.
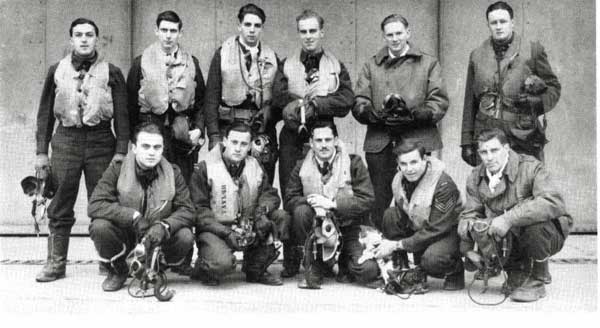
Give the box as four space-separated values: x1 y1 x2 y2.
0 235 597 313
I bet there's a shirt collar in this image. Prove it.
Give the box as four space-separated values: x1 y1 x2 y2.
301 48 324 63
375 42 421 65
314 148 336 167
478 149 520 183
388 44 410 59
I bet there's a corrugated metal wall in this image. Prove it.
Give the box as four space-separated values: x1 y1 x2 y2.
0 0 595 234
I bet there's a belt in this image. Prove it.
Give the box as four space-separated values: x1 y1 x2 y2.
59 120 111 130
478 107 522 122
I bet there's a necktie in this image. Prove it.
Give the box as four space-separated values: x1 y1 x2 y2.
321 161 330 176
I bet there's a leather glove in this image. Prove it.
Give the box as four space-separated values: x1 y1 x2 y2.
461 144 478 167
458 218 475 241
282 99 303 130
208 134 222 150
171 115 192 144
516 93 544 115
352 97 381 124
144 222 169 248
488 215 512 242
304 100 317 121
411 107 433 123
254 214 273 241
35 153 50 180
111 153 125 165
225 230 244 251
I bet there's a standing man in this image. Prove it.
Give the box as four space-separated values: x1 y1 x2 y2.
34 18 129 282
188 123 287 286
353 14 449 231
460 1 561 165
284 121 377 289
127 10 206 184
373 140 464 292
458 128 571 302
88 122 195 291
273 9 354 278
203 3 280 183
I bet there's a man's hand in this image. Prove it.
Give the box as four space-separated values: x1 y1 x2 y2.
304 100 317 121
307 194 336 210
111 153 125 165
144 223 168 248
461 144 478 167
374 239 398 259
208 134 221 150
282 99 303 127
254 214 272 241
458 218 475 241
488 215 512 242
35 153 50 180
188 128 204 146
225 231 243 251
516 94 544 115
352 97 381 124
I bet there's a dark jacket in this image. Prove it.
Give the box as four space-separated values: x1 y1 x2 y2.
126 53 206 137
399 172 462 253
36 61 129 155
353 44 448 153
460 34 561 147
87 161 194 235
284 154 374 226
459 149 571 236
189 158 281 238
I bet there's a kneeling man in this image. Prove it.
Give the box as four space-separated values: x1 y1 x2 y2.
189 122 286 286
88 122 195 291
284 120 378 289
458 128 571 302
374 140 464 292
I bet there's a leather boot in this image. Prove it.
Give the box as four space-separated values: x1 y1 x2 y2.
280 244 301 278
171 249 194 276
247 271 283 286
36 227 70 282
102 260 128 292
443 260 465 291
532 260 552 284
509 276 546 302
190 257 220 286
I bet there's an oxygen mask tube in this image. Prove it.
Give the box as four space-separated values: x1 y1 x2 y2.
127 239 175 302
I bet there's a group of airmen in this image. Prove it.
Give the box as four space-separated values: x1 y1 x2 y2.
33 1 572 304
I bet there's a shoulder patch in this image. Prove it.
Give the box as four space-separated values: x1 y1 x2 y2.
433 187 458 213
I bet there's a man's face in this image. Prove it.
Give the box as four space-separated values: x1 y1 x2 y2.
132 132 164 169
382 21 410 55
477 137 510 174
238 13 263 47
70 23 97 56
487 9 514 41
298 17 324 53
397 149 427 182
223 130 252 163
155 20 181 53
310 127 337 162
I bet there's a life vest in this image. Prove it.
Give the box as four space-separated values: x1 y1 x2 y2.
205 144 264 224
283 49 340 99
220 36 278 107
299 141 353 203
116 151 176 221
138 42 197 115
391 157 445 230
53 53 113 127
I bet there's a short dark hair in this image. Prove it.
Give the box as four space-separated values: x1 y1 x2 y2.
238 3 266 23
225 122 254 139
310 120 338 138
132 122 164 144
486 1 513 20
69 18 99 37
156 10 182 30
380 14 409 31
476 128 509 146
393 140 425 159
296 9 324 30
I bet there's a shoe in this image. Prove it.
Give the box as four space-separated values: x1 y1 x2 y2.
171 264 194 276
98 263 109 276
509 277 546 302
102 272 128 292
365 278 385 289
335 272 355 284
532 260 552 284
36 228 70 282
443 271 465 291
297 277 321 289
247 271 283 286
280 267 299 279
501 270 527 295
280 244 302 278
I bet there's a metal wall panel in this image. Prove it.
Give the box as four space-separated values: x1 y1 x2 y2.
439 0 596 232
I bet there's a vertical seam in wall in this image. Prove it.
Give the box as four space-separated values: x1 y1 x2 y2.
353 0 359 154
43 0 47 72
213 0 218 49
437 0 443 160
129 0 134 62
